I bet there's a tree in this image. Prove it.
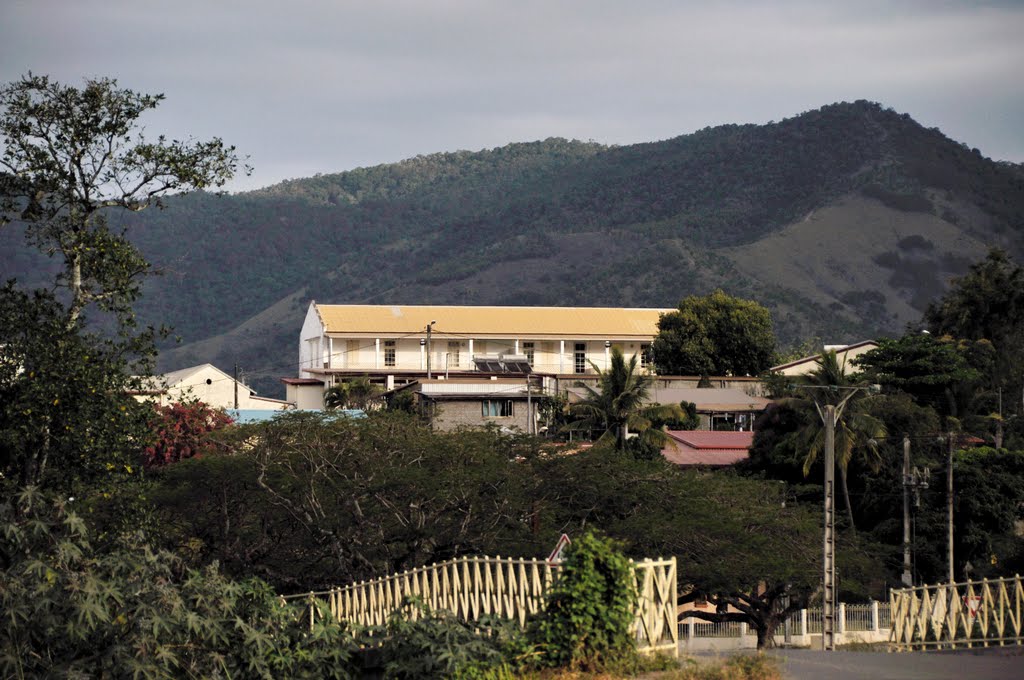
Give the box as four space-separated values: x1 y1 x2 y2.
923 248 1024 427
652 290 775 378
567 346 668 450
0 487 358 679
854 332 987 426
0 284 152 490
0 73 245 329
324 376 381 410
0 74 243 494
142 400 234 467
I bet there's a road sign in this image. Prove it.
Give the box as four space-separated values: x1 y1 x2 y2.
963 595 982 618
547 533 571 564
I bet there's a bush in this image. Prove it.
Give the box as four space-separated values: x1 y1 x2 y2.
533 531 638 672
371 598 531 679
0 487 358 679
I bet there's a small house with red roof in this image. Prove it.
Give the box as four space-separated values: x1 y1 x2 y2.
661 430 755 467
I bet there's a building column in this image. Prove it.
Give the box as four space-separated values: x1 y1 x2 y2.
514 339 519 354
604 341 610 368
375 338 380 369
468 339 474 368
328 337 333 369
420 338 426 370
559 340 565 373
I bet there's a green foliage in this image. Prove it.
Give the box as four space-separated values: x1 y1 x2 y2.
0 487 358 679
653 290 776 377
534 532 638 672
567 346 653 449
149 411 539 589
374 599 528 679
142 399 234 467
671 654 782 680
324 376 382 410
0 73 243 328
0 283 153 491
924 248 1024 419
854 332 987 422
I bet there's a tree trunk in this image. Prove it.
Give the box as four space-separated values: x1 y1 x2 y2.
839 464 857 535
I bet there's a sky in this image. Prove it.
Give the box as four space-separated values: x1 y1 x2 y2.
2 0 1022 192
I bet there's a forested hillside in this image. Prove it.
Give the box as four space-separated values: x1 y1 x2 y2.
3 100 1022 396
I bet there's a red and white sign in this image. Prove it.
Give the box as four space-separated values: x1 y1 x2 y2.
547 533 571 564
963 595 983 618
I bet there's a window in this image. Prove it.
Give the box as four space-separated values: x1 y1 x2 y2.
384 340 396 367
574 343 587 374
448 341 460 368
522 342 534 367
482 399 514 417
640 344 651 369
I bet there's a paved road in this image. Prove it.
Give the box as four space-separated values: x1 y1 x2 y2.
763 648 1024 680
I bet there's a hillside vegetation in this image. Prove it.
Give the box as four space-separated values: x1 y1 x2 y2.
2 100 1022 396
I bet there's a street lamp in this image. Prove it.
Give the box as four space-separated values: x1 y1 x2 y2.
796 382 879 651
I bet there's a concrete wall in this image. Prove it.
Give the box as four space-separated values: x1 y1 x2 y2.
429 399 532 432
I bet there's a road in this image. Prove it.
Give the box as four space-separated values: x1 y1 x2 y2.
764 648 1024 680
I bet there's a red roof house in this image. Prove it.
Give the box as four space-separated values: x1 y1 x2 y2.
661 430 754 467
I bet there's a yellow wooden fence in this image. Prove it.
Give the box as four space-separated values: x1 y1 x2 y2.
890 574 1024 650
283 555 678 656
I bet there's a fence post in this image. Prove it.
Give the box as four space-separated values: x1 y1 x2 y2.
838 603 846 634
871 599 879 631
801 608 807 639
688 618 695 644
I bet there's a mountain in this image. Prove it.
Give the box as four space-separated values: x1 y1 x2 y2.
2 100 1022 397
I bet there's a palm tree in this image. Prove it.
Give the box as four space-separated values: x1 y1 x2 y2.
568 346 677 450
788 351 887 534
323 377 381 410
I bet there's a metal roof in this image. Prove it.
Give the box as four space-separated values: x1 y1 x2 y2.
314 304 670 338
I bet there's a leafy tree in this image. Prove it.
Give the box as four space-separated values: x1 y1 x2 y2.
0 284 152 490
0 74 243 495
0 73 244 328
151 411 539 590
925 248 1024 369
0 486 358 679
142 400 234 467
854 332 987 425
652 290 775 378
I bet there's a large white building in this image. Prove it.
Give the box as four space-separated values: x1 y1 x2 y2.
298 302 671 390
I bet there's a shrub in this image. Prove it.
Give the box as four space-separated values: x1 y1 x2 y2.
532 531 638 672
0 487 358 678
373 598 530 679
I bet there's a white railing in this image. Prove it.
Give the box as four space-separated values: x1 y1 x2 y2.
890 575 1024 651
284 555 678 657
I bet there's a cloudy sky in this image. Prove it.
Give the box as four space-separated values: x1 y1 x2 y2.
3 1 1022 192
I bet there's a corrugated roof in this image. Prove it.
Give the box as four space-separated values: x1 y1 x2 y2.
661 430 753 466
315 304 670 337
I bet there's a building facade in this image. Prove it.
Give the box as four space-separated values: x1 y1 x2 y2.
298 303 670 390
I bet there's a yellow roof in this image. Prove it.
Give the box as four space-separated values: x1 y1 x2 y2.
315 304 671 338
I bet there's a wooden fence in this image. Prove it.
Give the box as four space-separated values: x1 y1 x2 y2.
282 555 678 656
890 574 1024 651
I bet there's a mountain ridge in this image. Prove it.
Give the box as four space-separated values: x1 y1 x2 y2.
2 100 1022 397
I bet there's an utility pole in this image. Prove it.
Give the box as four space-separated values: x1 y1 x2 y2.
233 363 239 410
902 435 912 587
426 321 436 379
947 431 955 584
822 404 836 651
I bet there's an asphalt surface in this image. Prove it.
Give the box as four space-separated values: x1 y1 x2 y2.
762 648 1024 680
